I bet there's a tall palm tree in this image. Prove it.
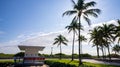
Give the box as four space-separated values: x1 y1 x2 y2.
66 21 80 61
53 34 68 59
78 35 87 54
89 27 101 58
115 20 120 44
112 44 120 54
98 24 115 60
63 0 101 65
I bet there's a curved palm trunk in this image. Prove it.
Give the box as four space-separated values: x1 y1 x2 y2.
96 45 100 58
78 17 82 66
72 31 75 61
60 44 62 60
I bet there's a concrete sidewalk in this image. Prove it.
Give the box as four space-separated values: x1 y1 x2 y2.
82 59 120 66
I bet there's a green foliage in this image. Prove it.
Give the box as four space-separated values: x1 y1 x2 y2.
112 44 120 54
0 53 14 59
45 59 120 67
0 61 14 67
82 53 92 58
45 60 78 67
107 54 120 58
43 53 92 59
14 52 24 57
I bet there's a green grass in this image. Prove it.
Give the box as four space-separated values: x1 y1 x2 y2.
0 59 119 67
0 60 14 62
0 60 14 67
46 59 120 67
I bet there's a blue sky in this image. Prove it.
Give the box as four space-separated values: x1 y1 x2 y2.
0 0 70 42
0 0 120 55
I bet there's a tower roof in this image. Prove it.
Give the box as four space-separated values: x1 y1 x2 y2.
18 45 45 51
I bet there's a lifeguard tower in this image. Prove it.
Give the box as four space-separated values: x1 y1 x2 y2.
15 45 45 66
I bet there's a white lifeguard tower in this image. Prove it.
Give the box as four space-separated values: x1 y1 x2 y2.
17 45 45 66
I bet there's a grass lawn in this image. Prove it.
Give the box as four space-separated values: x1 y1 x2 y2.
0 59 119 67
46 59 120 67
0 59 14 67
0 60 14 63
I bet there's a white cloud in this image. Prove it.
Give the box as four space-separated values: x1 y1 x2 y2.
0 20 117 55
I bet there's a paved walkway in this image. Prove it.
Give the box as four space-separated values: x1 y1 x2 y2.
82 59 120 66
29 64 49 67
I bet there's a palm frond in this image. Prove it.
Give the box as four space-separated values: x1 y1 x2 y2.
65 26 72 33
83 16 91 26
84 10 98 18
85 9 101 15
53 40 59 45
84 1 96 9
77 0 84 9
117 19 120 25
62 42 68 45
62 10 77 17
71 0 76 6
71 16 78 23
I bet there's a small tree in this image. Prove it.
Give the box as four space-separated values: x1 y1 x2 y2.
112 44 120 54
53 34 68 59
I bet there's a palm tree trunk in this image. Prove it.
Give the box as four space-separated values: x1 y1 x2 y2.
60 44 62 60
101 46 105 60
107 45 111 60
78 17 82 66
104 47 106 59
96 45 100 58
72 31 75 61
80 42 82 55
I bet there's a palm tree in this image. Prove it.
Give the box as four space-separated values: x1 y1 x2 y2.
63 0 101 65
66 21 80 61
112 44 120 54
78 35 87 55
89 27 101 58
98 24 116 60
53 34 68 59
115 20 120 44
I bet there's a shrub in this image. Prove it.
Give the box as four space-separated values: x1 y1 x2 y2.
45 60 95 67
0 61 14 67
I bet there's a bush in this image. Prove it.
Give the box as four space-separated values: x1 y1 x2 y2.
14 52 24 57
45 60 76 67
0 53 14 59
107 54 120 58
0 61 14 67
45 60 95 67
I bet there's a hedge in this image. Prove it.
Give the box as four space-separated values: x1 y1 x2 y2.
0 61 14 67
45 60 95 67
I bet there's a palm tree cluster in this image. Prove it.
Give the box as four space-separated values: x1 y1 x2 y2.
53 0 101 66
63 0 101 65
53 0 120 66
89 20 120 60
